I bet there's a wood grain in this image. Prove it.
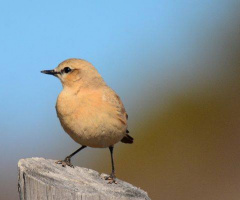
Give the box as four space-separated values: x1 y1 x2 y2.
18 157 150 200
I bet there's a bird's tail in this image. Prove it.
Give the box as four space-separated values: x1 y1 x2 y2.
121 130 134 144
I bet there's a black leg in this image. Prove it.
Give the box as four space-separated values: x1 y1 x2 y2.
56 146 86 168
105 146 117 184
109 146 115 176
67 146 87 158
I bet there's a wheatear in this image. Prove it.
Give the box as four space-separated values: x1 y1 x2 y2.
41 58 133 183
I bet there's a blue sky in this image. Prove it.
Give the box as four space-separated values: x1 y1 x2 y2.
0 1 239 198
0 0 237 152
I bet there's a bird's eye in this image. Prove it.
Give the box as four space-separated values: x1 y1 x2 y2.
63 67 72 73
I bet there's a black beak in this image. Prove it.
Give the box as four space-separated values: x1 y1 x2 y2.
41 70 60 76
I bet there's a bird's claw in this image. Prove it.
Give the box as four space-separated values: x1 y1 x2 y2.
105 174 117 184
55 157 74 168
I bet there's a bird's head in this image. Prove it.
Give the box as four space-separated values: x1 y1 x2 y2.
41 58 105 89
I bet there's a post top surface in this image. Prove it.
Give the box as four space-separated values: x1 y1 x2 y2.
18 157 150 200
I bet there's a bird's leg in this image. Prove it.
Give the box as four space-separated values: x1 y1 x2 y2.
56 146 86 168
105 146 117 184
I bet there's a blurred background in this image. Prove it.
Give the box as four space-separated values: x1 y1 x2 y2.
1 0 240 199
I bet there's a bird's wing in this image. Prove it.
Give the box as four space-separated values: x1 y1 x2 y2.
102 88 128 125
103 88 134 144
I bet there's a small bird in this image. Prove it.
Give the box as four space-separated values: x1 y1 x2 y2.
41 58 133 183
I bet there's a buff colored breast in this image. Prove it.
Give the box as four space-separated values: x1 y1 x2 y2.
56 89 126 148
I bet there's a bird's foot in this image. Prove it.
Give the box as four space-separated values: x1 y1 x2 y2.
55 157 74 168
105 173 117 184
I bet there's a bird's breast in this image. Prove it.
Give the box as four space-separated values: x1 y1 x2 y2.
55 89 126 147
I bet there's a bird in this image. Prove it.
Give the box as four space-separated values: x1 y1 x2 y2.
41 58 133 183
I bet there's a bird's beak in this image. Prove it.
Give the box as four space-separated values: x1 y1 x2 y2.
41 69 60 76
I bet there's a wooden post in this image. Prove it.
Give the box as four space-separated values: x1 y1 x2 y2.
18 157 150 200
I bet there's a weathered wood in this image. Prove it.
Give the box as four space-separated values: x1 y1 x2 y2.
18 157 150 200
